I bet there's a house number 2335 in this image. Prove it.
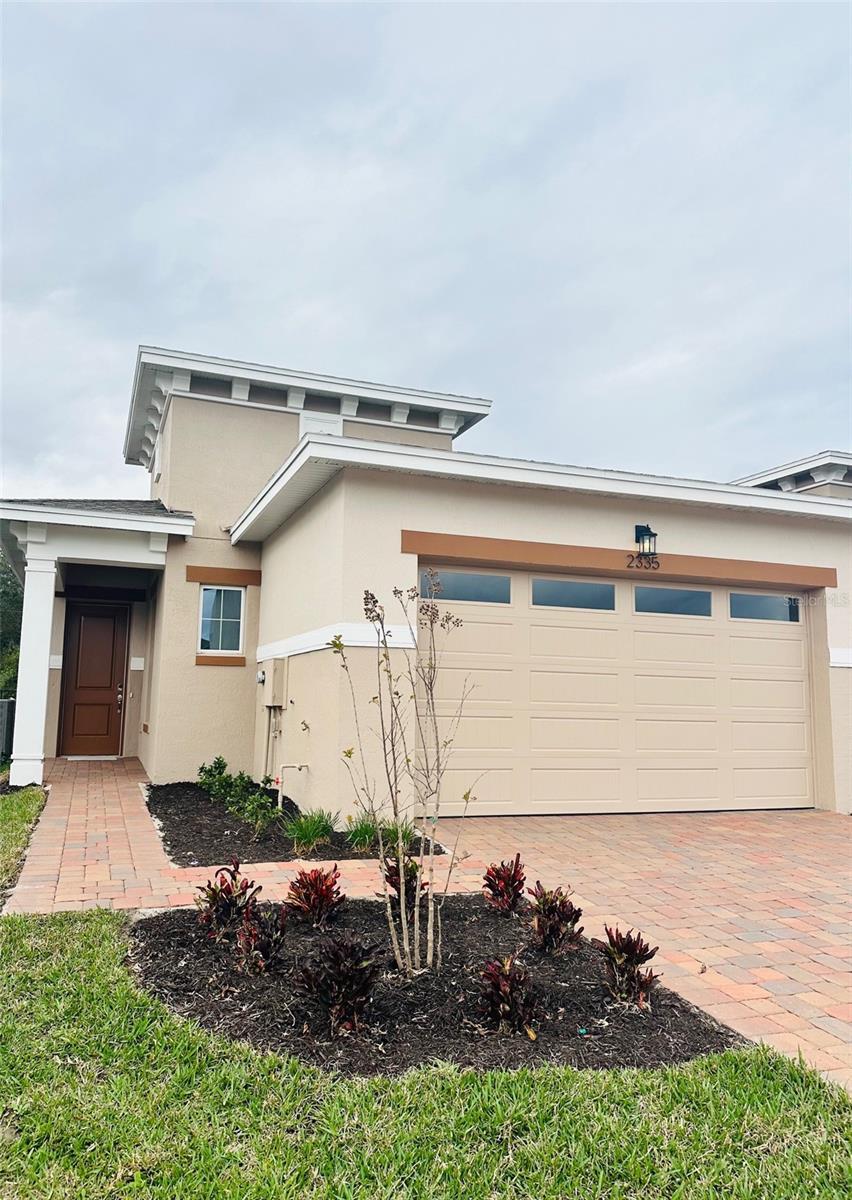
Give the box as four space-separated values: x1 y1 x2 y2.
625 554 660 569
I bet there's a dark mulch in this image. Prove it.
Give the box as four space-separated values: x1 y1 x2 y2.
146 782 444 867
129 894 745 1077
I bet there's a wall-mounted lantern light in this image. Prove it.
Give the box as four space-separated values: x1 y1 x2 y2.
634 524 657 558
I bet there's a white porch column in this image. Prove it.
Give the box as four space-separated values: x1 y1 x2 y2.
9 552 57 787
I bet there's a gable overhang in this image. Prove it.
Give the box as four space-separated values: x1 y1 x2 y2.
230 435 852 545
0 503 195 582
733 450 852 488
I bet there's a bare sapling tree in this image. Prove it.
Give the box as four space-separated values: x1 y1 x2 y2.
330 569 473 974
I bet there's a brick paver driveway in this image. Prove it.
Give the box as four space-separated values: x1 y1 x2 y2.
440 810 852 1089
5 760 850 1088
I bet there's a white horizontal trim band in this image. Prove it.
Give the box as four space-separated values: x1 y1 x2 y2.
829 648 852 668
257 622 415 661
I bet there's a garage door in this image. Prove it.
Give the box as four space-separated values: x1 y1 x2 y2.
427 566 813 815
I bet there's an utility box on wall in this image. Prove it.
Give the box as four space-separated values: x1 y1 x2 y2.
263 659 287 708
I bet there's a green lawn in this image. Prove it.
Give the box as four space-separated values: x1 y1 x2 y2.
0 784 45 890
1 912 849 1199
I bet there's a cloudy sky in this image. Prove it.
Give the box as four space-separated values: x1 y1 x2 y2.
2 2 849 499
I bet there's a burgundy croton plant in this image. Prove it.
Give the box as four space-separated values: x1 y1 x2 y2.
195 859 261 941
286 864 346 927
482 852 526 915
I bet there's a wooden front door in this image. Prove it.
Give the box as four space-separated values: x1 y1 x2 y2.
59 602 129 756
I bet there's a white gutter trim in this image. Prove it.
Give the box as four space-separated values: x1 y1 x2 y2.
0 502 195 537
257 622 415 661
231 435 852 543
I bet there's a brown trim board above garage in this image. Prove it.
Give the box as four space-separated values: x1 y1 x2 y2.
185 565 262 586
401 531 837 591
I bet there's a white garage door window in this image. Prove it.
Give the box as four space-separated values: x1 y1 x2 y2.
427 566 812 815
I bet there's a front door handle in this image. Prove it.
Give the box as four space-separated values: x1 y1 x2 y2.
116 686 124 713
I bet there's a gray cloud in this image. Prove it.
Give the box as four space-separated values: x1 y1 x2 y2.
2 2 849 498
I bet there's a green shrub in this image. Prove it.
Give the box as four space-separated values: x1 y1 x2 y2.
233 789 279 839
198 757 230 799
380 819 416 853
283 808 338 855
346 813 379 852
198 760 281 836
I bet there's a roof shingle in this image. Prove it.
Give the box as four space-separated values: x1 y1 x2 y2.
2 498 193 518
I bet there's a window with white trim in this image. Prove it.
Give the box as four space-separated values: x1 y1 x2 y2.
198 586 245 653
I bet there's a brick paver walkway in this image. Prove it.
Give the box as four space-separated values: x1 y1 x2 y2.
5 759 851 1088
3 759 487 915
441 811 852 1090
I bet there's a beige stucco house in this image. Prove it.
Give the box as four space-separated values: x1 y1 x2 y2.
3 346 851 817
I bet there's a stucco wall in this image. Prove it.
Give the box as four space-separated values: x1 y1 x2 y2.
251 468 851 814
342 420 453 450
152 395 302 538
140 533 263 783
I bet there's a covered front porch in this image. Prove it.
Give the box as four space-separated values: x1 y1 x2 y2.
0 499 194 786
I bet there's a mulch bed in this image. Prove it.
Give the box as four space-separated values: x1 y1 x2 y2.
129 894 745 1077
146 782 444 867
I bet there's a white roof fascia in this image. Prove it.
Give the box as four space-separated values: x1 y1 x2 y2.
134 346 492 413
125 346 492 465
733 450 852 487
0 502 195 538
231 435 852 544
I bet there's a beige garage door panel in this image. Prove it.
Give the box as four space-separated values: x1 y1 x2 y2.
432 566 813 815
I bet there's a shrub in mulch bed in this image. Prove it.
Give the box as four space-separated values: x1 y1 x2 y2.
129 893 744 1078
145 782 444 867
482 853 526 915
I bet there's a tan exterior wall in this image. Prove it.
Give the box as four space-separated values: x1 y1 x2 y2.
133 393 850 809
152 395 302 538
252 468 851 814
139 533 263 783
258 476 346 641
803 483 852 500
138 393 464 785
342 420 453 451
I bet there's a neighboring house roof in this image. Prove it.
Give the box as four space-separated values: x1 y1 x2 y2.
733 450 852 491
230 435 852 543
124 345 492 467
